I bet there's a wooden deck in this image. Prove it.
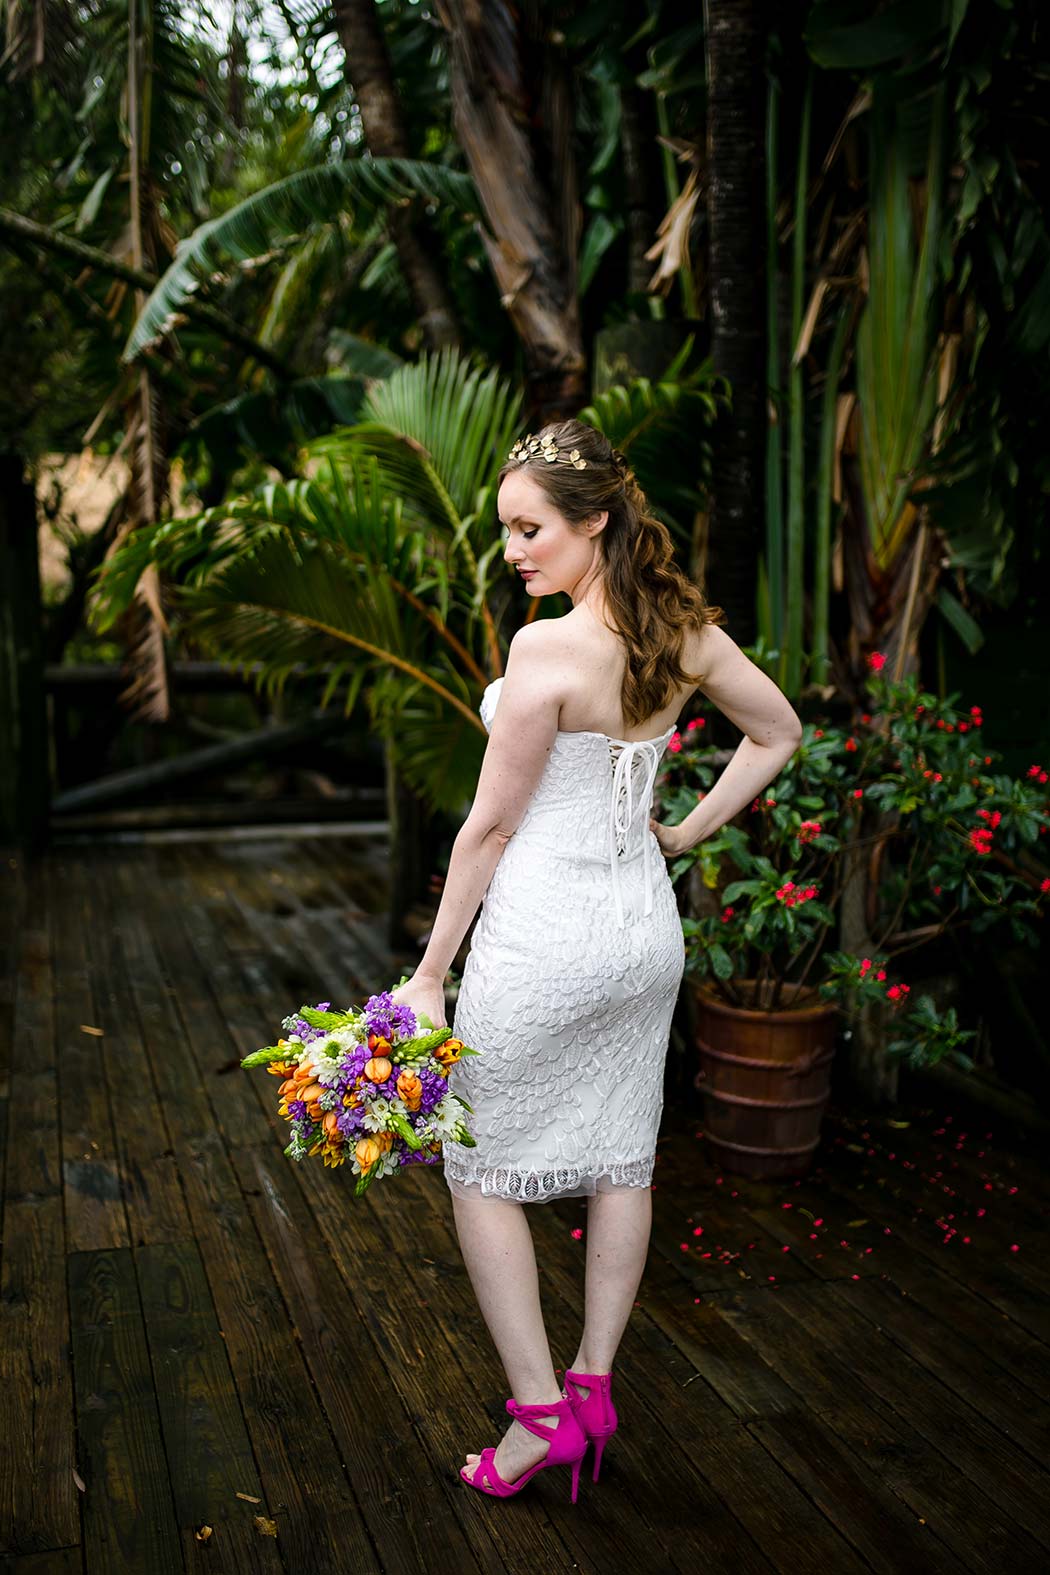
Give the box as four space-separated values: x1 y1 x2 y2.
2 835 1049 1575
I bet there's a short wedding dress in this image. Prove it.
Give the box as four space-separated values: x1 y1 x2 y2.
442 675 687 1204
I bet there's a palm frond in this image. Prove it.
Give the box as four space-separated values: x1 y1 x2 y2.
123 158 480 362
312 347 523 538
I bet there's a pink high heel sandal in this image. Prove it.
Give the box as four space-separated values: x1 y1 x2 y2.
459 1395 588 1502
563 1368 619 1482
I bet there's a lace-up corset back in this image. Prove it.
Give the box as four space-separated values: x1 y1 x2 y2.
479 675 674 928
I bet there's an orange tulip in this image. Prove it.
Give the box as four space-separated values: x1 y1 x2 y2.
396 1070 423 1111
433 1038 464 1070
364 1056 392 1083
355 1137 381 1170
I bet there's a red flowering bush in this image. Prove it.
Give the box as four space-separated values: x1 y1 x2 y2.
655 656 1050 1068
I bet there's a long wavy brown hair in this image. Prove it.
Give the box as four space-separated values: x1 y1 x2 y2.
498 418 726 728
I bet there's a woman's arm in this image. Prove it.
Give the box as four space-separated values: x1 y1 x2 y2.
412 625 564 984
658 625 803 856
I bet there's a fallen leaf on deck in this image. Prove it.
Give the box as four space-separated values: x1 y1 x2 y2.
194 1524 213 1542
254 1516 278 1537
72 1468 86 1492
80 1025 104 1037
235 1492 262 1503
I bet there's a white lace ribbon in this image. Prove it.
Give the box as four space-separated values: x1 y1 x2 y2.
608 739 663 929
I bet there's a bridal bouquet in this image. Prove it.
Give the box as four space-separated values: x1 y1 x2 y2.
240 983 479 1196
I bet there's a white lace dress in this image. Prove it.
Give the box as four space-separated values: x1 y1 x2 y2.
442 676 687 1204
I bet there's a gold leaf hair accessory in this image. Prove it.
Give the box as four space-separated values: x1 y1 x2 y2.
508 434 588 469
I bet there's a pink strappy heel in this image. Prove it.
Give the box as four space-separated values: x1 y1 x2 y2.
563 1368 619 1482
459 1395 588 1502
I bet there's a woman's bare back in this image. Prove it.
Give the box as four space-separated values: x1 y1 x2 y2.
549 605 706 741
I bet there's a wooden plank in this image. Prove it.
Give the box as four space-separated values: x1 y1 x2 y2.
715 1285 1041 1574
106 852 374 1573
233 1145 491 1575
821 1113 1050 1291
813 1165 1050 1343
0 1547 83 1575
0 1198 79 1558
747 1408 966 1575
1 883 79 1558
67 1249 182 1575
770 1280 1050 1550
647 1135 825 1293
80 854 188 1248
830 1274 1050 1463
50 857 127 1253
135 1242 283 1575
5 919 59 1204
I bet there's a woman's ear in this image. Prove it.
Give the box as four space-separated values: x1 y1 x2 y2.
586 509 609 538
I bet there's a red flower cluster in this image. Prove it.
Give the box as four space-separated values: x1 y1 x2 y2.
969 806 1001 856
858 957 888 982
686 717 706 732
1041 878 1050 895
720 906 735 923
776 881 817 907
1027 763 1049 785
797 819 821 844
668 732 682 753
845 737 858 752
886 983 911 1004
867 651 887 672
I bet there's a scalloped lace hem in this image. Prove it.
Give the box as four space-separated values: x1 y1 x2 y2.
442 1155 654 1204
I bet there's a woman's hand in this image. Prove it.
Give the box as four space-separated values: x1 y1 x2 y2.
390 972 448 1030
649 817 690 860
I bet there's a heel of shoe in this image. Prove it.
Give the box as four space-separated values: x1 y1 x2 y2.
591 1435 607 1483
570 1452 583 1503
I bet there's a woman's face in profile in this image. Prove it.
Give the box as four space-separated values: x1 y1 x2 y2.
498 469 601 598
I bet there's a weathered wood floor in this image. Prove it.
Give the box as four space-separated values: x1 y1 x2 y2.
2 836 1049 1575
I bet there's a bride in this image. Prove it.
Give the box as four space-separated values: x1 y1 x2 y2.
391 419 802 1501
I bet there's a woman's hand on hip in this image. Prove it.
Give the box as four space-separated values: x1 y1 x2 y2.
649 818 690 860
390 972 448 1030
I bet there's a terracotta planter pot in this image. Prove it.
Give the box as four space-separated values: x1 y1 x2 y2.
690 980 839 1179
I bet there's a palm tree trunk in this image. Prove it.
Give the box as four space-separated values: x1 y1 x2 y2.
333 0 462 351
435 0 586 420
702 0 768 644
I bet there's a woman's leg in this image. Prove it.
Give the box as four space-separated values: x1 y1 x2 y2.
450 1190 564 1482
566 1184 652 1392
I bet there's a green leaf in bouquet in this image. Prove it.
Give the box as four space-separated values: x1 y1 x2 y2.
241 1044 296 1069
394 1026 453 1061
454 1131 477 1149
386 1110 425 1150
354 1163 381 1198
452 1094 474 1114
298 1006 358 1030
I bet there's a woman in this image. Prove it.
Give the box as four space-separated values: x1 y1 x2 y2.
391 419 802 1502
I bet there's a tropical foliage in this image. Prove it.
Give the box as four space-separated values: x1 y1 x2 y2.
655 654 1050 1065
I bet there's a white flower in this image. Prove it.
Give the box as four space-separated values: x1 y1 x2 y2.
359 1102 392 1133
